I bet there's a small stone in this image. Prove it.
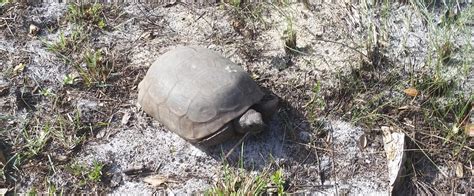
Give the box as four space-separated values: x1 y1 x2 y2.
121 112 131 125
77 99 99 112
270 55 292 70
0 188 8 195
110 173 122 187
29 24 39 35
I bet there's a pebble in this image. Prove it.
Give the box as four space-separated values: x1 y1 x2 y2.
29 24 39 35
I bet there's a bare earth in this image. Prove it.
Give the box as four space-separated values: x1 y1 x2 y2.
0 1 472 195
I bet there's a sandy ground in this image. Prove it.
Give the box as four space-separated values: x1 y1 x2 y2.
1 1 472 194
74 3 388 194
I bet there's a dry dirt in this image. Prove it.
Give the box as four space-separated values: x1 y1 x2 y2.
0 1 472 195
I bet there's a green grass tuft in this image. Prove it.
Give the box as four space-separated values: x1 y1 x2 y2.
206 144 287 195
68 160 104 185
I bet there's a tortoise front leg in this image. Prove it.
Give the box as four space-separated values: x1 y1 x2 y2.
254 94 279 122
195 123 237 147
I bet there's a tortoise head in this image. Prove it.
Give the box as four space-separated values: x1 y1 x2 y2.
254 94 279 122
234 94 279 135
234 109 264 134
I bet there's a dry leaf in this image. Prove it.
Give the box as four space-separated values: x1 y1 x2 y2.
452 125 460 134
403 87 419 97
231 18 244 32
13 63 26 75
143 175 167 187
455 162 463 178
465 124 474 137
358 134 368 150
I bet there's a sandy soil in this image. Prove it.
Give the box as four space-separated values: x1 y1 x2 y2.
0 1 472 194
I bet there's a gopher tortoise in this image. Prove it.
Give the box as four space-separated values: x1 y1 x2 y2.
138 46 278 146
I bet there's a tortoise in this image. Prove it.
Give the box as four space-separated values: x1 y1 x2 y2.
137 46 278 146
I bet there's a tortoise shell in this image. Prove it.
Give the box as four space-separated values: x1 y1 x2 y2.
138 46 264 142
